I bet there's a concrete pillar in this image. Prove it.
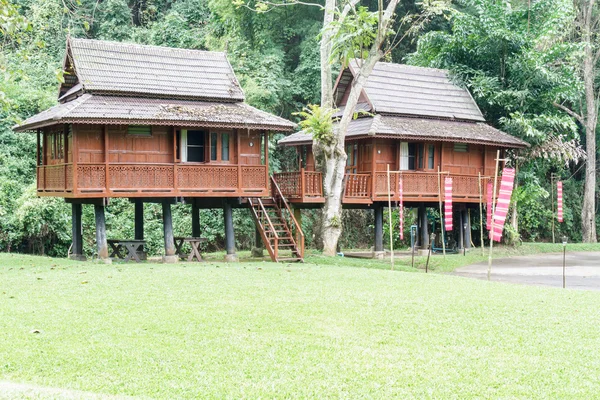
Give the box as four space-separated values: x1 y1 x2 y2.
223 201 238 262
464 209 471 249
94 204 110 263
162 201 177 263
374 204 384 257
192 202 200 238
70 203 86 261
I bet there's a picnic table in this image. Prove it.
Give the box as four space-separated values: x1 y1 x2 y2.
174 236 206 262
108 239 147 263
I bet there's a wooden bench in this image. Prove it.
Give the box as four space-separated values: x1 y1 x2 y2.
174 237 206 262
108 239 147 263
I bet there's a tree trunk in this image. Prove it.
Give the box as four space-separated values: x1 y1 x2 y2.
313 0 399 255
581 0 597 243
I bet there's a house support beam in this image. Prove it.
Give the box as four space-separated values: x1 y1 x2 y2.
224 201 238 262
94 204 110 263
162 201 177 263
192 203 201 238
374 204 384 258
458 210 464 249
134 199 147 260
70 203 86 261
418 203 429 250
251 224 264 258
463 209 471 249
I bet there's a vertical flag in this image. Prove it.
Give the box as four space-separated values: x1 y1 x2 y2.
491 168 516 242
557 181 563 223
444 177 453 231
486 182 493 229
398 177 404 240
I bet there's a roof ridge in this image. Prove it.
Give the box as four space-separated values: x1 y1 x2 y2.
70 37 227 56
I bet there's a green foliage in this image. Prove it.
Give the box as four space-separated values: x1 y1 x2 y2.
294 104 336 146
409 0 587 243
328 6 380 66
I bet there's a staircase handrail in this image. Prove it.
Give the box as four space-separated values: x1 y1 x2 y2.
270 175 304 257
256 198 279 241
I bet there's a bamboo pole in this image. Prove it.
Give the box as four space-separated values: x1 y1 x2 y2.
387 164 394 270
487 150 501 281
478 172 485 256
437 166 446 259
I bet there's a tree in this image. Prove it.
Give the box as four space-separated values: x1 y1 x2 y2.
409 0 587 242
558 0 599 242
289 0 448 255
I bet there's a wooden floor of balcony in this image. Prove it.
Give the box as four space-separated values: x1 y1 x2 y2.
36 163 270 198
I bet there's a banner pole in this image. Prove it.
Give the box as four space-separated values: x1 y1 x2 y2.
487 150 501 281
478 172 485 257
387 164 394 270
437 167 446 259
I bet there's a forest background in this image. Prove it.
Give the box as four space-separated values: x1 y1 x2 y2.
0 0 596 257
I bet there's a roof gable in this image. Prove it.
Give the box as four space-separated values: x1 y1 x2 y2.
338 60 485 122
59 38 244 102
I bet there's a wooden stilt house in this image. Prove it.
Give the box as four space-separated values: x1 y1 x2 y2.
14 38 302 262
275 61 528 252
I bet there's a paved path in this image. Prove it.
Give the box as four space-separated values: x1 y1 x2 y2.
454 252 600 291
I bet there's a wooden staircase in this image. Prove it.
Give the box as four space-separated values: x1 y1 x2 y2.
248 176 305 263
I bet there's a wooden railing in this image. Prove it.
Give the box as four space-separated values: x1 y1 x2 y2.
271 176 304 259
39 163 268 196
343 173 371 200
36 164 73 192
274 169 500 204
273 169 323 201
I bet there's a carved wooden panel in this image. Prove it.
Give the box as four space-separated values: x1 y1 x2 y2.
44 165 66 191
109 165 174 189
66 165 73 191
77 164 106 190
272 172 301 198
177 165 238 190
241 166 267 189
37 167 44 191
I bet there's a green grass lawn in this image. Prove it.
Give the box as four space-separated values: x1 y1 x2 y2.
2 250 600 398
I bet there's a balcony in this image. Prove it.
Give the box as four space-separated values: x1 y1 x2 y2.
274 170 498 205
37 163 269 198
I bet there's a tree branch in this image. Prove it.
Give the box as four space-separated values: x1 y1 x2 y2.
554 102 585 125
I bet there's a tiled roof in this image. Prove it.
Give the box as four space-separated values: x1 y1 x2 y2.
278 116 528 148
14 94 295 132
67 38 244 101
343 60 485 122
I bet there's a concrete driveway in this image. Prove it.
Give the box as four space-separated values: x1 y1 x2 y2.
454 252 600 291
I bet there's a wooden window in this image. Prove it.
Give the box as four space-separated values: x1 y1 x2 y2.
299 145 308 168
417 144 424 169
208 132 232 163
187 130 206 162
221 133 230 161
428 144 435 169
345 143 357 174
454 143 469 152
127 125 152 137
407 143 416 170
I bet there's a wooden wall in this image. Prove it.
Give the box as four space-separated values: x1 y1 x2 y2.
297 140 504 176
67 125 266 166
238 130 261 165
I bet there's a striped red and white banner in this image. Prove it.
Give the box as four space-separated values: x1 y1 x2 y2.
491 168 516 242
444 177 453 231
398 177 404 240
557 181 563 223
486 182 493 230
